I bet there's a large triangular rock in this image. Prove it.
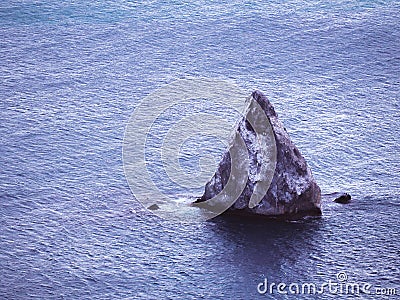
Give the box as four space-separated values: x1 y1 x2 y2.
195 90 321 220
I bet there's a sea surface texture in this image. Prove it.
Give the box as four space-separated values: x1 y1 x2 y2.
1 0 399 299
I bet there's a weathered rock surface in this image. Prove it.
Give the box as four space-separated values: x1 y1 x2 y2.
195 90 321 220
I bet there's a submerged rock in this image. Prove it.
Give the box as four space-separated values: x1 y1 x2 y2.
333 193 351 204
147 204 160 210
194 90 321 220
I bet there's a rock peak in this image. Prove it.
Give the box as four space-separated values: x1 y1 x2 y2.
195 90 321 220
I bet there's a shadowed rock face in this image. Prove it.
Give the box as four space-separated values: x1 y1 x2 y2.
195 90 321 220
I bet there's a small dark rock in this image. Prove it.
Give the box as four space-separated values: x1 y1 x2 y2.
147 204 160 210
333 193 351 204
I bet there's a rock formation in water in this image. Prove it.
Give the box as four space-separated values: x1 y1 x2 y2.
195 90 321 220
147 204 160 210
333 193 351 204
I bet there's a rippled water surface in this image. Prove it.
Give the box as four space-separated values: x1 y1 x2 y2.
1 0 399 299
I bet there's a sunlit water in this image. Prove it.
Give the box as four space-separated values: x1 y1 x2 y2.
1 1 399 299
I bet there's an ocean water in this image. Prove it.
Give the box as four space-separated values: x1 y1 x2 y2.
1 0 399 299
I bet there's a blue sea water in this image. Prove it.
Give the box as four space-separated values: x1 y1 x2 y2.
1 0 399 299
